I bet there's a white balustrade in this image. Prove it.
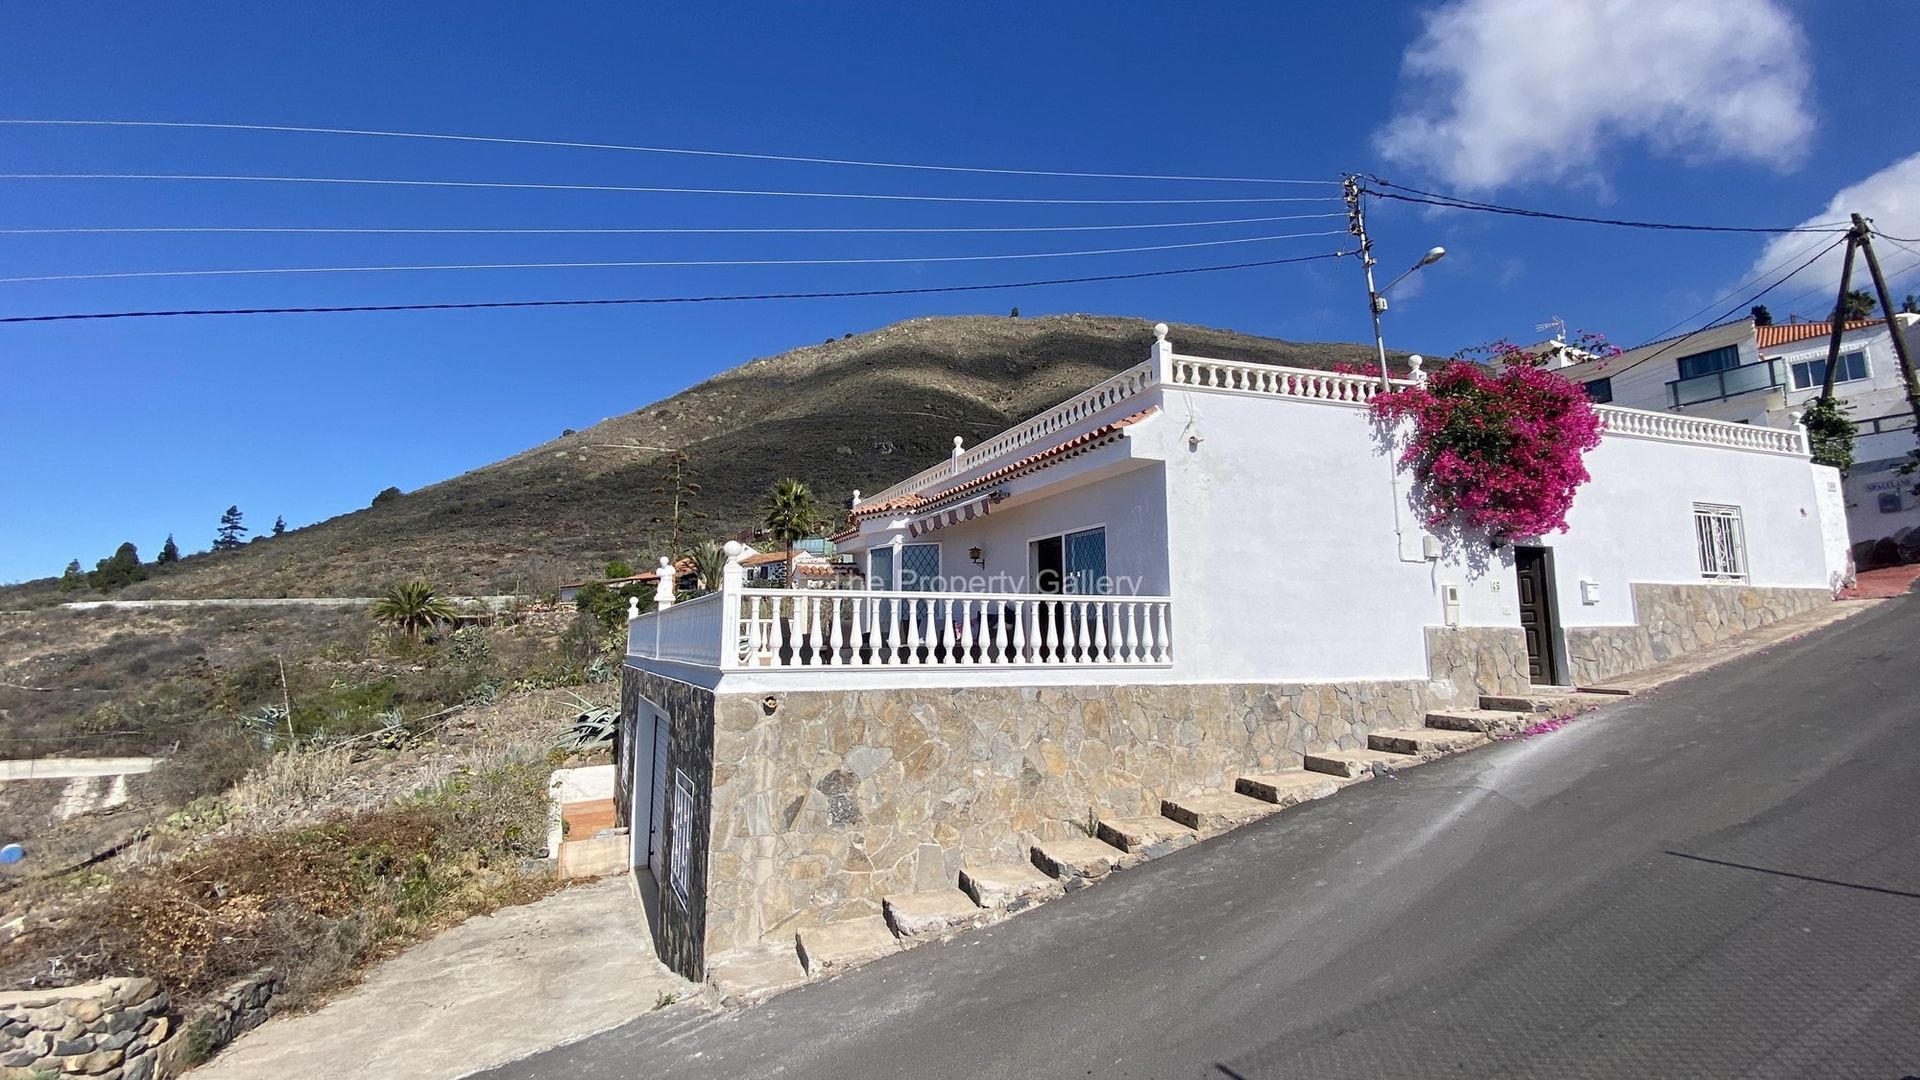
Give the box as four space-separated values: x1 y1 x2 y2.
1596 405 1807 456
1167 355 1406 404
626 591 726 667
728 588 1172 671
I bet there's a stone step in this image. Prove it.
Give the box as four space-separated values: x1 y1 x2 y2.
882 889 993 941
1366 728 1489 758
1303 747 1424 781
1160 791 1283 835
958 860 1065 913
1425 708 1532 734
795 915 901 978
707 942 810 1007
1029 835 1133 890
1096 815 1199 859
1235 770 1340 807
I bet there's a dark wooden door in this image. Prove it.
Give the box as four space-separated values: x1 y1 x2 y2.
1514 546 1561 686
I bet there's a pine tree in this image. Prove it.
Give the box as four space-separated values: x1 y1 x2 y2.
213 505 248 551
1750 305 1773 327
272 515 287 537
58 559 85 592
89 542 147 591
157 535 181 564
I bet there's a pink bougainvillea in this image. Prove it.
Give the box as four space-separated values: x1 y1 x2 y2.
1369 361 1604 539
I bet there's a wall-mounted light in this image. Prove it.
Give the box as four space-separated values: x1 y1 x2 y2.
969 546 986 568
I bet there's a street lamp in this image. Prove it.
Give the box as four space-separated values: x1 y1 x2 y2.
1366 246 1446 389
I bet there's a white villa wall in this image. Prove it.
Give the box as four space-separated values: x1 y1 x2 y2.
887 464 1172 595
1513 432 1833 629
1150 387 1447 682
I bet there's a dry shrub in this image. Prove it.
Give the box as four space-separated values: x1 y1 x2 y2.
224 744 354 818
0 750 559 1008
143 727 265 806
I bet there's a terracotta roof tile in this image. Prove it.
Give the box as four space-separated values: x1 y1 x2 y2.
847 409 1158 526
1756 318 1884 349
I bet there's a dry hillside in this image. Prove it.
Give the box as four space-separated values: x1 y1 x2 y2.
5 314 1404 602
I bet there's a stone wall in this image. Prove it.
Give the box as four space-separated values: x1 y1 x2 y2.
700 675 1458 956
1 977 170 1080
1565 582 1831 685
0 971 277 1080
1424 625 1532 702
620 666 717 981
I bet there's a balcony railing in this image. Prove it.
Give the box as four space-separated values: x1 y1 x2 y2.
1667 359 1783 407
733 588 1171 669
628 547 1173 674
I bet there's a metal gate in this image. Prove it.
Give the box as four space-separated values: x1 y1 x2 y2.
647 713 670 882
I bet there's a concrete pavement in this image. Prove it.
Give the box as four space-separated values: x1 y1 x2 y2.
476 595 1920 1079
0 757 156 781
195 878 694 1080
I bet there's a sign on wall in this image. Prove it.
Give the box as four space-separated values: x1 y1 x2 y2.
670 769 694 906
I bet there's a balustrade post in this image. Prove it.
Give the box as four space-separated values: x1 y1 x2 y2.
718 541 745 670
1149 321 1174 384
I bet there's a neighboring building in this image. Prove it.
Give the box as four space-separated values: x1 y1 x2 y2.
1558 314 1919 554
617 324 1847 981
558 558 697 603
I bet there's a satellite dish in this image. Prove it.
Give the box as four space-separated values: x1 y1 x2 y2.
0 844 24 865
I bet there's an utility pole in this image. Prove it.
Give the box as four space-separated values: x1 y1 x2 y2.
1818 228 1860 403
1851 213 1920 438
1345 176 1391 391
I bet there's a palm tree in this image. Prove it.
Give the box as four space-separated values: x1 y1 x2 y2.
687 539 727 595
762 478 822 588
370 580 457 637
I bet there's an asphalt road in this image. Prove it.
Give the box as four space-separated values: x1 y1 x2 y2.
481 597 1920 1079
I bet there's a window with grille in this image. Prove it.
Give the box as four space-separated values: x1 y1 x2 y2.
1064 528 1109 595
1693 504 1747 581
898 543 942 590
870 543 940 590
670 770 693 906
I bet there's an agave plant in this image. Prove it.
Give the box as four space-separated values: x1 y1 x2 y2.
370 579 458 638
556 704 619 751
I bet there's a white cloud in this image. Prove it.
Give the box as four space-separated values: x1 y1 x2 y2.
1374 0 1814 191
1745 153 1920 315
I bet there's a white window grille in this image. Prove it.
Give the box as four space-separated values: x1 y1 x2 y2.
670 769 694 906
1693 504 1747 581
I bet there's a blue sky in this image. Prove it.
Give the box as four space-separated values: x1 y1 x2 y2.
3 0 1916 583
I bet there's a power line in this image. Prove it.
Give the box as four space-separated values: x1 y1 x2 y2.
0 250 1352 324
0 212 1347 236
0 118 1340 185
1359 178 1849 235
0 173 1339 206
1765 249 1920 319
1626 232 1840 352
0 229 1351 284
1600 236 1848 382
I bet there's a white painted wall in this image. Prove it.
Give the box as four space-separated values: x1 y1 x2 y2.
838 444 1170 595
1505 434 1833 631
1151 387 1450 681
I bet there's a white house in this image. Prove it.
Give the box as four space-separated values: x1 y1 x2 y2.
615 323 1848 981
1558 314 1919 556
